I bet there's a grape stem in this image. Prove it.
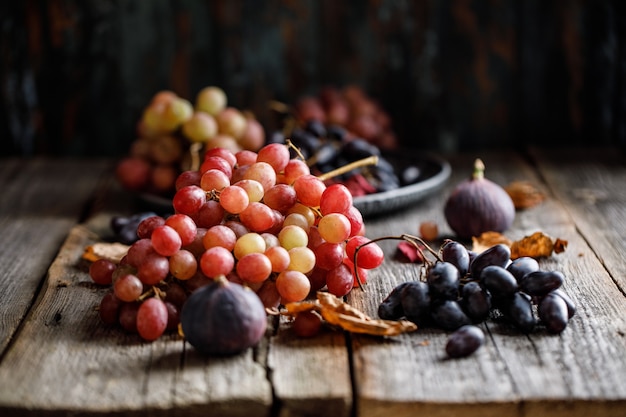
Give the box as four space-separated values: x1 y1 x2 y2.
317 155 379 182
137 285 166 302
285 139 306 160
189 142 203 172
352 234 441 291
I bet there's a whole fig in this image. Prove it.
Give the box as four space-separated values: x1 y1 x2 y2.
181 276 267 356
444 159 515 240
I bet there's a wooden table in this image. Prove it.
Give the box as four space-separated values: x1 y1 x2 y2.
0 148 624 417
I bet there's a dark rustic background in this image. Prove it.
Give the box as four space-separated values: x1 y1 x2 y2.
2 0 625 157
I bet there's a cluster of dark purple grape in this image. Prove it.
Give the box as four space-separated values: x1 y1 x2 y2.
269 120 421 197
378 240 576 358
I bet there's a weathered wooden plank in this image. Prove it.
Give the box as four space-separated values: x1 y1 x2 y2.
347 152 626 417
528 147 626 292
0 157 111 355
268 319 352 417
0 224 273 416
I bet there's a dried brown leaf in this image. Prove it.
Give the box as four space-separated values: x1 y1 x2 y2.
472 232 513 253
505 181 546 209
472 231 568 259
83 242 129 263
282 292 417 337
510 231 568 259
553 238 568 254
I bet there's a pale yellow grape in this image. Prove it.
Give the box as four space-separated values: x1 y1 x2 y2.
196 86 227 115
161 97 193 131
182 111 218 143
233 179 265 203
286 203 316 228
287 246 316 274
141 102 167 136
282 213 310 232
234 232 266 259
278 225 308 250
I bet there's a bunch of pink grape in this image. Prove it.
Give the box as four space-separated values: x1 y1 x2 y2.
91 143 385 341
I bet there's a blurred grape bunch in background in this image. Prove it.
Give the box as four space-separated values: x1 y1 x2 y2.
1 0 625 157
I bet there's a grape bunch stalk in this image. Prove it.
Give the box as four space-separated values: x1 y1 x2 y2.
376 236 576 358
91 143 386 342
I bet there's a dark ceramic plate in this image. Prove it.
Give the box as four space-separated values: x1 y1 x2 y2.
138 152 450 217
352 152 450 217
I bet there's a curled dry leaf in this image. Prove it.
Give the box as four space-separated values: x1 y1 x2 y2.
83 242 130 263
472 231 568 259
510 231 568 259
471 232 513 254
505 181 546 209
283 292 417 337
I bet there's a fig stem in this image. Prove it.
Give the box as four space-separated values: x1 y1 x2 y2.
472 158 485 180
317 155 379 182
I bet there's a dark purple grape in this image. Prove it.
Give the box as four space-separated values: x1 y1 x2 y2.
427 262 460 300
375 156 394 172
312 143 339 166
506 257 539 282
111 212 158 245
480 265 518 299
118 225 141 245
371 167 400 192
400 281 431 325
468 250 478 265
538 292 569 333
268 131 286 144
341 138 380 161
430 300 471 331
110 216 131 234
441 240 470 276
445 325 485 358
290 128 320 157
551 289 576 318
461 281 492 323
305 119 327 138
378 282 412 320
469 244 511 278
502 292 536 333
519 270 564 296
326 124 347 141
